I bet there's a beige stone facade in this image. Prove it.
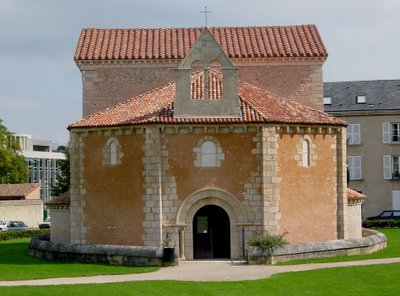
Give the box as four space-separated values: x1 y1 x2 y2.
324 80 400 218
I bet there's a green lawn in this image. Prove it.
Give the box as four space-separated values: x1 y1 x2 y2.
0 228 398 295
1 263 399 295
0 238 158 280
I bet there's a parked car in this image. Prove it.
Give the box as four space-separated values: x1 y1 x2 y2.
367 210 400 220
7 221 29 231
0 220 10 231
39 217 51 229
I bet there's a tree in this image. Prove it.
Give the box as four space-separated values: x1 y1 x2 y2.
0 120 28 183
51 144 70 196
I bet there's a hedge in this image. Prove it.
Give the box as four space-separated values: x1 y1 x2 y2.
362 220 400 228
0 229 49 241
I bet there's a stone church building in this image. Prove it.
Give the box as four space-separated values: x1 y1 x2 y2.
54 25 362 261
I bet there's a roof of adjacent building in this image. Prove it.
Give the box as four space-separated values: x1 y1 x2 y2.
74 25 327 61
0 183 40 200
347 188 367 201
69 71 345 129
324 80 400 114
45 191 70 206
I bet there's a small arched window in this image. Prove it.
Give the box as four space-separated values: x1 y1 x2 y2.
302 139 310 167
110 140 118 165
201 141 217 167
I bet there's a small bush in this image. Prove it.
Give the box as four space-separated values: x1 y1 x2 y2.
362 220 400 229
249 231 288 253
0 229 49 241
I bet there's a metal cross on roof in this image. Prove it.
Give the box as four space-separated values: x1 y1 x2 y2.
200 6 212 27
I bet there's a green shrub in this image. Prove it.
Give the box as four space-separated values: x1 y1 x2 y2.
249 231 288 253
362 220 400 228
0 229 49 241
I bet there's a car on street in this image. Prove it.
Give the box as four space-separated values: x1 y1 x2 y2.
39 217 51 229
366 210 400 220
0 220 10 231
6 221 29 231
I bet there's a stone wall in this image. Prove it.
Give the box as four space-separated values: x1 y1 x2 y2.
49 206 71 243
276 126 343 243
0 199 43 228
77 59 324 117
248 228 386 264
29 234 165 267
347 200 363 238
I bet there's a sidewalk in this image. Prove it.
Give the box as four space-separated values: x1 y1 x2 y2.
1 258 400 286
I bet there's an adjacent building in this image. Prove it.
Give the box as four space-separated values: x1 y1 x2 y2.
12 134 65 203
0 183 43 228
324 80 400 218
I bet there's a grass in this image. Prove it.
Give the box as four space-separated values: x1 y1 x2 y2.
0 238 158 281
0 228 398 295
0 263 399 295
279 228 400 265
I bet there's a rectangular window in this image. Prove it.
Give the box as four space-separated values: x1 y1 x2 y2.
347 124 361 145
347 156 362 180
323 97 332 105
393 156 400 179
392 123 400 142
393 191 400 210
356 95 366 104
383 122 400 144
383 155 400 179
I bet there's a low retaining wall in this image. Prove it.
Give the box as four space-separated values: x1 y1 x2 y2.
29 234 168 267
248 229 387 265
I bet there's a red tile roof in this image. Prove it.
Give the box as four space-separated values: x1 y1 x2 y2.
69 71 345 129
347 188 367 201
46 191 70 206
75 25 327 61
0 183 40 200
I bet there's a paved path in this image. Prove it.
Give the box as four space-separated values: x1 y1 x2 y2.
1 258 400 286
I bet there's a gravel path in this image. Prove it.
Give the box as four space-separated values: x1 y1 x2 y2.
1 258 400 286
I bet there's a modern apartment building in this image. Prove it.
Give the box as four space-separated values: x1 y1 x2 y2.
13 134 66 203
324 80 400 218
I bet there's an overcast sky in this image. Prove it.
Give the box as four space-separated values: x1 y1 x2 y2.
1 0 399 145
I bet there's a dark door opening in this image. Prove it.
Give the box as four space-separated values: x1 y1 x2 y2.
193 205 230 259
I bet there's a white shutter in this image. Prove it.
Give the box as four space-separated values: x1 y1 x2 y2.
383 122 391 143
346 125 353 145
383 155 392 179
353 124 361 144
353 156 362 179
348 156 362 180
393 191 400 210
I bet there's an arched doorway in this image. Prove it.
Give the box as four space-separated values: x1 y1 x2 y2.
193 205 230 259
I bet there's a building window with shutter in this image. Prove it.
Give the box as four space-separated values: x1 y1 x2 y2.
347 124 361 145
347 156 362 180
383 122 400 143
383 155 400 180
392 123 400 142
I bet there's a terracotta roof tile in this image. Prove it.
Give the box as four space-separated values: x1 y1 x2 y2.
347 188 367 201
74 25 327 61
45 191 70 206
0 183 40 199
69 71 345 129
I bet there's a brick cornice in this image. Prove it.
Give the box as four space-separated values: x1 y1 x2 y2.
75 56 326 68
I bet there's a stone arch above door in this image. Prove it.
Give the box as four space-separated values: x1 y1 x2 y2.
176 188 248 226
